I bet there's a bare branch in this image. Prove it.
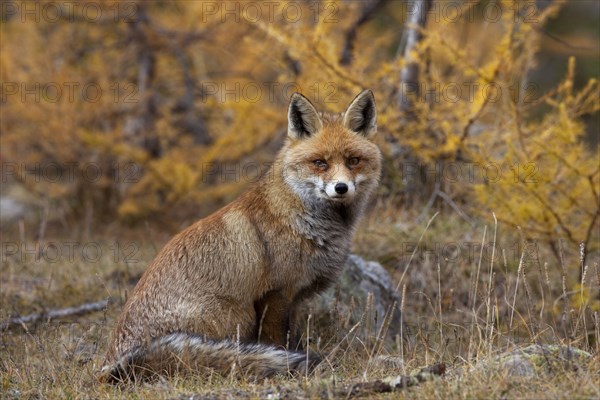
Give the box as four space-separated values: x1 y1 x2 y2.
339 0 385 66
1 299 113 331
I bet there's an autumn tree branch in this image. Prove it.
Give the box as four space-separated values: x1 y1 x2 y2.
339 0 386 66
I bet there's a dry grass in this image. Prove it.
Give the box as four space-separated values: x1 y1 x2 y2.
1 210 599 399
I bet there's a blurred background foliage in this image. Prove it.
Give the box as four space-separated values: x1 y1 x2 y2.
1 0 598 255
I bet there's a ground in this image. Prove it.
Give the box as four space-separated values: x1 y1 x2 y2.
1 213 599 399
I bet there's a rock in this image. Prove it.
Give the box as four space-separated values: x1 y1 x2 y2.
0 196 27 222
479 344 593 377
0 184 39 223
298 255 401 346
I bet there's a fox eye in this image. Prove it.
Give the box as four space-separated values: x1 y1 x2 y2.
313 159 328 170
347 157 360 167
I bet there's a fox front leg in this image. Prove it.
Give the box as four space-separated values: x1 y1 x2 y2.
254 290 293 347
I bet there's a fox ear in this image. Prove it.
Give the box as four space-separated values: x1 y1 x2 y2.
288 93 323 139
343 89 377 138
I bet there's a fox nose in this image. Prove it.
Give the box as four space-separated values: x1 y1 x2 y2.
335 182 349 194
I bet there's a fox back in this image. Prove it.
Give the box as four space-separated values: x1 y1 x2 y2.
101 90 382 382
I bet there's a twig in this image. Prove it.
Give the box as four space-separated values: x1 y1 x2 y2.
416 179 441 223
1 298 113 331
342 363 446 398
436 190 475 226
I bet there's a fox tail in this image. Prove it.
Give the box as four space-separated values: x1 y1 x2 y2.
99 332 321 383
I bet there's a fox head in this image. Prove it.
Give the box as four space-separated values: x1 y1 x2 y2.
281 90 382 206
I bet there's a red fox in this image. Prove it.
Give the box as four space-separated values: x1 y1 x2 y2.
100 90 382 382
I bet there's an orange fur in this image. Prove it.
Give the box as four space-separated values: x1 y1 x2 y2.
101 90 382 382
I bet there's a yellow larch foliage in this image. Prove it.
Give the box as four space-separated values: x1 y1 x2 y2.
1 0 597 253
